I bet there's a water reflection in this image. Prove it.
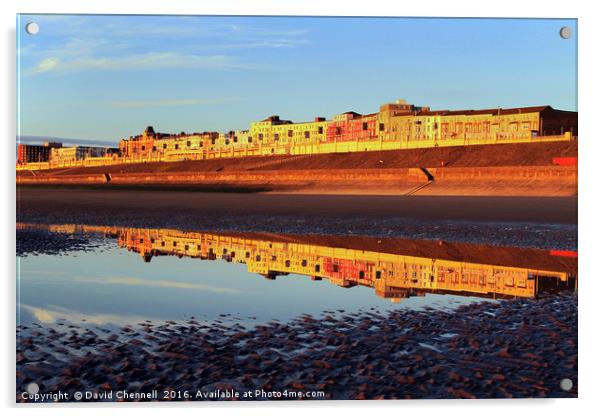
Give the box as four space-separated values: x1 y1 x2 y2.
19 223 577 302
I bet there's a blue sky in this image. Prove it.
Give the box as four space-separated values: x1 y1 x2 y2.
17 15 577 143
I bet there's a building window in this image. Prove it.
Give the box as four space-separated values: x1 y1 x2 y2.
362 122 368 130
288 130 293 137
304 131 310 139
187 141 191 147
141 145 146 151
163 144 167 149
318 126 323 134
258 133 264 140
211 138 216 144
233 136 238 143
274 133 279 141
248 137 252 143
379 123 385 131
175 144 179 150
152 146 157 151
335 127 342 135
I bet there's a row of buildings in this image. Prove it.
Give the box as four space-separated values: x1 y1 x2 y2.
117 99 578 161
17 99 578 167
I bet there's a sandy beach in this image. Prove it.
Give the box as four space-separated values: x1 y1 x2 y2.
17 292 577 401
16 189 578 250
17 189 577 223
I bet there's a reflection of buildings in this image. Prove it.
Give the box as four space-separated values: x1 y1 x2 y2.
23 223 577 302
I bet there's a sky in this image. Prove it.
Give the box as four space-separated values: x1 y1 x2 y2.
17 15 577 143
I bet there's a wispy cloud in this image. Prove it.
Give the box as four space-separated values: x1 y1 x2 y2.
192 38 309 51
73 275 241 294
21 16 311 76
98 21 310 41
21 304 150 326
29 52 261 75
110 97 242 109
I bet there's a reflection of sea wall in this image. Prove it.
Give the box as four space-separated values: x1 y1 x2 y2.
20 223 577 301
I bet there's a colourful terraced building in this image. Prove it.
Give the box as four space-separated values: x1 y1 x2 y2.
116 98 578 162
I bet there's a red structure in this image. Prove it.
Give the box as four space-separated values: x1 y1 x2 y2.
326 112 377 143
17 142 62 164
552 157 578 166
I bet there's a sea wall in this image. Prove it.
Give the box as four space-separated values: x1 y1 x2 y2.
16 165 577 196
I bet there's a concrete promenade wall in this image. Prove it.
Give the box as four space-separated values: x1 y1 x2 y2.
16 166 577 196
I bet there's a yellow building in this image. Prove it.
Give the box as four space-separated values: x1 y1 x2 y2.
379 102 574 148
249 115 329 154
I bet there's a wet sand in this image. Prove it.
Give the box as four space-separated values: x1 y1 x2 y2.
17 189 578 250
16 293 577 401
17 189 577 223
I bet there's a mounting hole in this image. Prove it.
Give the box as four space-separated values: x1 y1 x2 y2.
559 26 572 39
25 22 39 35
560 378 573 391
26 382 39 395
